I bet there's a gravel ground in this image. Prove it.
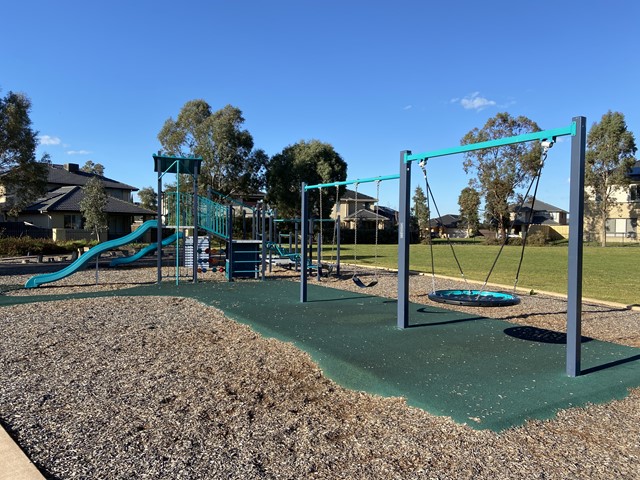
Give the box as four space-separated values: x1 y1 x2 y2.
1 264 639 479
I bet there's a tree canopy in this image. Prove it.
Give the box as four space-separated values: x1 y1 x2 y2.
157 100 267 196
458 186 481 236
266 140 348 219
0 90 50 217
81 160 105 176
585 111 637 246
461 112 542 237
412 186 429 239
79 176 108 242
137 186 158 211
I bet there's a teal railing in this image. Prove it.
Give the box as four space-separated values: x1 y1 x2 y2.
163 192 229 240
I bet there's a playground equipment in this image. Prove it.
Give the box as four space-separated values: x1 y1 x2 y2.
397 117 587 377
153 153 267 283
25 220 161 288
109 231 184 267
300 174 399 301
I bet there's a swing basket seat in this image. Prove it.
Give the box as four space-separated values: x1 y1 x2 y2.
352 275 378 288
428 289 520 307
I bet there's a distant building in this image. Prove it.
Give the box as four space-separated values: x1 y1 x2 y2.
0 163 155 240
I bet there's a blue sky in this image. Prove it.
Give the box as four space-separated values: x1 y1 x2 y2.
2 0 639 214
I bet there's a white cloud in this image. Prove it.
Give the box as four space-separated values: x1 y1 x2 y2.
39 135 61 145
66 150 92 155
458 92 496 111
403 105 413 110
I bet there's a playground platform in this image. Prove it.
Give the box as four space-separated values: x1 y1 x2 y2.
1 279 639 431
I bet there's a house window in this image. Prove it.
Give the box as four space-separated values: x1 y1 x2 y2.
64 214 82 229
629 185 640 202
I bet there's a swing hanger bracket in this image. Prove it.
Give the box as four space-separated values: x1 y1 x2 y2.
541 138 555 151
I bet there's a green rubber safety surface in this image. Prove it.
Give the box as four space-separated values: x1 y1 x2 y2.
2 279 639 431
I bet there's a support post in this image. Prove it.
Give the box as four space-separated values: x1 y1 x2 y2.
300 183 308 302
226 205 233 282
294 222 299 272
156 157 163 284
261 204 267 280
316 233 322 281
336 214 341 276
192 168 199 283
397 150 412 329
567 116 586 377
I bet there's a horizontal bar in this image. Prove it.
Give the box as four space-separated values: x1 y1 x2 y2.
405 122 576 163
305 173 400 190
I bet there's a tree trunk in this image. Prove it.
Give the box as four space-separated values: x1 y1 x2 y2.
600 210 607 247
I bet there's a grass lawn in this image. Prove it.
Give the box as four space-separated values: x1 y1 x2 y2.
318 243 639 306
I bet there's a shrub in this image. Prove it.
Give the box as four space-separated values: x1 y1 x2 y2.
0 237 78 256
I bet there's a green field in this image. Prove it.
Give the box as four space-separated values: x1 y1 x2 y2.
319 243 639 306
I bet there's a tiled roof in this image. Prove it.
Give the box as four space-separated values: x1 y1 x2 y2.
47 164 138 191
24 186 156 215
429 214 460 228
344 209 388 220
340 189 377 202
511 199 567 214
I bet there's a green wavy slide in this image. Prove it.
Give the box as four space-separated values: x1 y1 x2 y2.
25 220 161 288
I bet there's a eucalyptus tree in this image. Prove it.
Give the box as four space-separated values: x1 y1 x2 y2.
458 186 481 236
585 111 637 246
461 112 542 238
79 176 108 241
157 100 267 197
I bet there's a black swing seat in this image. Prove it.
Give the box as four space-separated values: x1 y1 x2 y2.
352 275 378 288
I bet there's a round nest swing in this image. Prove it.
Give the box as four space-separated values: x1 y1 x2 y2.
428 289 521 307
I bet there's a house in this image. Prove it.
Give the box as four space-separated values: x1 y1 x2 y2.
0 163 155 240
428 214 465 238
332 188 397 230
507 199 568 239
585 160 640 242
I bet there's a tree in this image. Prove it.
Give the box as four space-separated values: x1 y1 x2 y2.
412 186 429 239
157 100 267 196
137 186 157 211
81 160 104 176
585 111 637 246
266 140 348 219
0 90 50 217
458 186 481 236
80 176 108 242
461 112 542 238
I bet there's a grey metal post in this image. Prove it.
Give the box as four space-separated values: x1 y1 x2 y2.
261 203 267 280
567 116 587 377
300 183 308 302
242 209 246 240
192 168 198 283
316 233 322 281
336 214 341 276
397 150 412 329
226 205 233 282
268 208 273 273
156 158 163 284
294 222 299 272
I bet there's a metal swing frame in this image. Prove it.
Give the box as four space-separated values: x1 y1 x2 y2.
300 174 399 301
397 117 587 377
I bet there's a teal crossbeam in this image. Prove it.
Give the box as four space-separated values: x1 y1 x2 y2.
305 173 400 190
405 122 577 163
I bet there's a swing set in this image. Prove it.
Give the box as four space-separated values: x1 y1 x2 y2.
300 174 399 301
398 116 587 377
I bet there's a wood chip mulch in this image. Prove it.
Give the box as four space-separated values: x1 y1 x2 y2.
1 265 639 479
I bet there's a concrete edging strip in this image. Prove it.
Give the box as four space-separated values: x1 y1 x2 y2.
0 425 44 480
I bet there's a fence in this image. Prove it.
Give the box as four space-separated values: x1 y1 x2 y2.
0 222 52 239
